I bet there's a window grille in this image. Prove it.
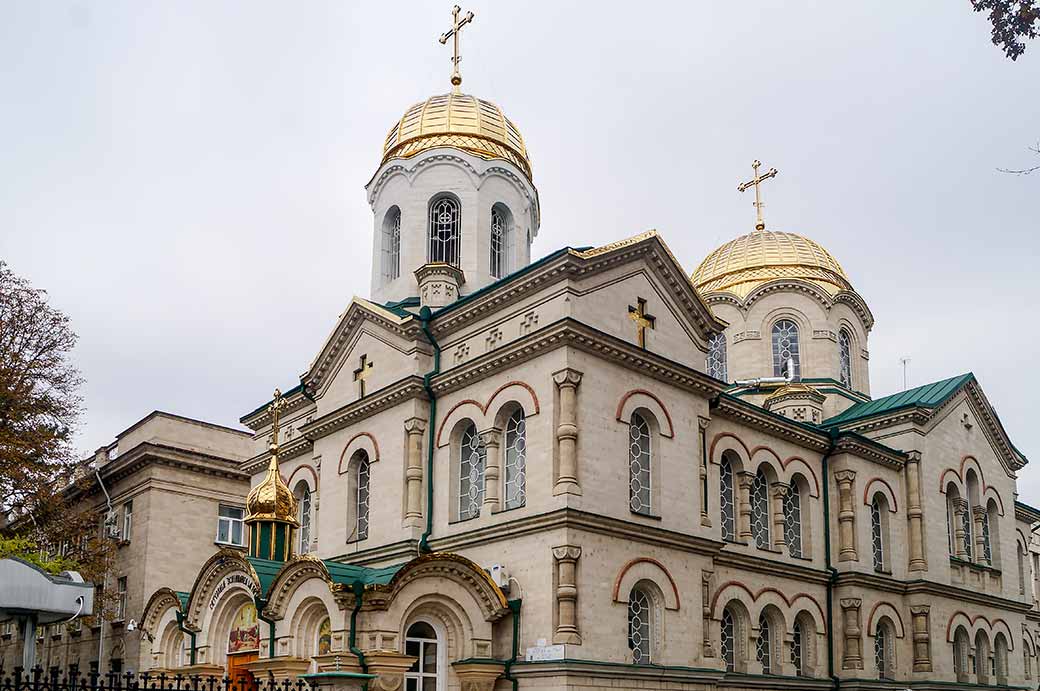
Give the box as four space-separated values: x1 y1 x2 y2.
871 497 884 571
356 456 370 541
706 332 728 381
298 489 311 554
792 620 804 676
756 613 772 674
459 424 486 520
381 207 401 282
962 508 973 559
721 608 736 672
875 625 889 679
982 510 992 565
838 329 853 387
490 207 505 278
503 409 526 509
628 588 651 664
217 505 245 546
751 470 770 549
429 196 461 266
784 490 802 558
629 414 652 515
720 458 735 541
771 319 801 379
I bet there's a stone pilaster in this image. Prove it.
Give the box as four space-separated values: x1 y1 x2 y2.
365 651 417 691
835 470 858 562
552 369 583 496
953 498 970 559
480 428 502 514
905 451 927 571
771 483 790 553
552 544 582 644
973 505 988 564
701 569 714 659
403 418 426 528
737 472 754 543
840 598 863 670
698 417 711 527
910 605 932 672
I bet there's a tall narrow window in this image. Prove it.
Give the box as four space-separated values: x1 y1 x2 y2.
720 457 736 541
503 409 526 509
962 507 974 559
122 500 133 542
628 587 652 664
490 205 507 278
429 196 461 266
947 495 955 555
751 470 770 549
838 329 853 388
875 623 890 679
381 206 401 282
981 510 992 565
791 620 805 676
298 486 312 554
356 455 370 541
721 608 736 672
756 613 772 674
404 621 440 691
629 414 652 515
706 332 728 382
871 496 885 571
1019 546 1027 595
784 489 803 558
459 424 486 520
115 576 128 621
771 319 801 379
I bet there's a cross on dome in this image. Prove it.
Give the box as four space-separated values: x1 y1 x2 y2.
439 5 475 93
737 160 779 232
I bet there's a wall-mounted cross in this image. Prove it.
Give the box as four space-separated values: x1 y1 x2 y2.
353 354 374 399
628 298 656 349
737 159 779 231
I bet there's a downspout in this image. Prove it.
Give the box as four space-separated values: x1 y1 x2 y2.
418 306 441 554
348 580 368 683
821 429 839 691
95 469 114 670
255 597 277 660
502 599 522 691
174 610 197 666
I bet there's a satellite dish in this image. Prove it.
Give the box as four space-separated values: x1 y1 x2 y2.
126 619 137 631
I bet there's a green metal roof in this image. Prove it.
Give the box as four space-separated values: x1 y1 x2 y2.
324 560 405 588
382 297 420 318
246 557 285 597
175 591 190 610
822 373 974 428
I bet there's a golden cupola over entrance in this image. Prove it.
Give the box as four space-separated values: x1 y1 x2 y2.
245 388 298 562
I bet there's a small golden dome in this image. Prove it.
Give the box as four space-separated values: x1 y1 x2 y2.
245 455 299 525
692 230 852 299
381 92 532 180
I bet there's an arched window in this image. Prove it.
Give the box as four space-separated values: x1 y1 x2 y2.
503 409 526 509
628 586 652 664
751 469 770 549
771 319 801 379
720 455 736 542
428 195 461 266
875 620 893 680
995 634 1009 686
404 621 442 690
706 332 728 382
953 628 971 682
756 612 773 674
838 328 853 388
721 607 736 672
381 206 401 282
791 619 805 676
1024 641 1032 679
985 498 1001 569
629 413 652 515
459 424 486 520
871 495 886 572
962 504 974 560
1019 544 1027 596
296 483 312 554
784 487 803 558
490 204 512 279
982 510 992 565
975 631 991 684
355 454 370 541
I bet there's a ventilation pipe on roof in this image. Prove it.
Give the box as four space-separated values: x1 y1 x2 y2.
734 357 796 388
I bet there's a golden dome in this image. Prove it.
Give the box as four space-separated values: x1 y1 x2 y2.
245 455 298 525
692 230 852 299
381 92 532 180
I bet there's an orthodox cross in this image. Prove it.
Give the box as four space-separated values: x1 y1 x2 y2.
737 160 779 231
353 354 374 399
267 388 287 452
439 4 475 93
628 298 656 349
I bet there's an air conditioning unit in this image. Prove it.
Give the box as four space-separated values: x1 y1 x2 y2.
485 564 510 592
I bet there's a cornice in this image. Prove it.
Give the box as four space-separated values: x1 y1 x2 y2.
833 434 907 469
299 377 427 442
713 550 830 586
835 571 1032 612
241 385 315 430
703 280 874 331
711 394 831 452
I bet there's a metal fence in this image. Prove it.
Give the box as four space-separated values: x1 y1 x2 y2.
0 669 312 691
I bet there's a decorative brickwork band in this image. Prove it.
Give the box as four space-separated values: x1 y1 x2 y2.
403 418 426 528
552 545 582 644
552 369 583 496
835 470 858 562
905 452 927 571
840 598 863 670
909 604 932 672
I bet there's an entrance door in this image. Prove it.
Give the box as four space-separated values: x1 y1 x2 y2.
226 652 258 691
404 621 440 691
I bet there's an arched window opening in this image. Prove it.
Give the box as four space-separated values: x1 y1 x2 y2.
720 455 736 542
962 505 974 560
871 495 886 572
1024 642 1032 679
503 408 526 509
404 621 441 691
982 510 992 565
838 328 853 388
316 618 332 656
459 424 486 520
296 483 312 554
751 469 770 549
784 487 803 558
756 612 773 674
629 413 652 515
995 634 1009 686
771 319 801 380
355 454 370 541
706 332 728 382
490 204 512 279
381 206 401 282
953 628 971 682
975 631 990 684
791 620 805 676
428 196 461 267
628 586 652 665
985 499 1001 569
721 608 736 672
875 620 893 680
1019 545 1027 595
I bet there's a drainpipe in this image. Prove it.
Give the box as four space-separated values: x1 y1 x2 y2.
418 306 441 555
174 610 197 666
348 580 368 685
821 429 840 691
502 599 522 691
95 469 114 671
255 597 277 660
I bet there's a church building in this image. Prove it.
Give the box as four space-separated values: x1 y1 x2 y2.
137 8 1039 691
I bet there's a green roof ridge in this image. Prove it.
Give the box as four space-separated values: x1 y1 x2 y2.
822 373 975 428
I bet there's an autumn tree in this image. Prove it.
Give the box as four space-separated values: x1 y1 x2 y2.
972 0 1040 60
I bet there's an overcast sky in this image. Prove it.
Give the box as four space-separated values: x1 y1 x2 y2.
2 3 1039 497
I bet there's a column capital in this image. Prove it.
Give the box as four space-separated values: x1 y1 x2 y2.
972 504 988 518
404 417 427 434
905 449 923 462
552 367 584 388
698 415 711 431
840 598 862 609
771 481 791 498
479 428 502 448
909 604 931 616
834 469 857 485
552 544 582 561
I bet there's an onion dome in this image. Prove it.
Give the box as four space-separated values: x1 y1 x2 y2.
692 230 852 300
381 92 532 180
245 454 298 526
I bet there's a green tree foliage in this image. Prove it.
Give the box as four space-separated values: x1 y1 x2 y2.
972 0 1040 60
0 535 78 575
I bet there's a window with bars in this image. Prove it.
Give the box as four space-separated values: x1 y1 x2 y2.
871 496 885 571
628 587 652 665
356 454 370 541
629 414 652 515
503 409 526 509
784 489 802 558
721 608 736 672
458 424 486 520
382 206 401 282
962 508 974 559
720 457 736 541
428 196 461 266
756 613 772 674
297 486 312 554
490 205 508 278
792 620 805 676
875 623 890 680
771 319 801 379
838 329 853 388
706 332 728 382
751 470 770 549
982 510 992 565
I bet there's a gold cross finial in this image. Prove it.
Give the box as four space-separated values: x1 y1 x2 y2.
353 354 374 399
737 160 779 231
627 297 656 349
267 388 287 455
439 5 475 94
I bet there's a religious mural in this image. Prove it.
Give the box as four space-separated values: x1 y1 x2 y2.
316 618 331 656
227 603 259 654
